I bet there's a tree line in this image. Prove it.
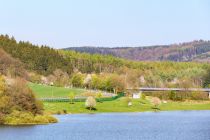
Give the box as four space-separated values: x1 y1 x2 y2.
0 34 210 89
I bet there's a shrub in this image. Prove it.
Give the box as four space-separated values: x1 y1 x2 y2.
34 115 49 124
190 91 208 100
63 110 67 114
29 73 42 83
9 78 44 114
4 110 34 125
145 91 208 101
71 73 84 87
141 94 146 100
85 96 96 110
4 110 58 125
0 76 56 125
151 97 161 109
169 91 176 100
96 92 103 102
56 111 61 115
0 112 5 124
44 115 58 123
69 92 75 104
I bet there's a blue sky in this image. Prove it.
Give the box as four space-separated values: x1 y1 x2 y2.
0 0 210 48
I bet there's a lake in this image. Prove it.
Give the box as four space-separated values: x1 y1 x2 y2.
1 111 210 140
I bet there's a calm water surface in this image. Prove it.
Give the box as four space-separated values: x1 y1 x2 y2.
1 111 210 140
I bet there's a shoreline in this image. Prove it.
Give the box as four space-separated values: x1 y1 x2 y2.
44 99 210 115
50 108 210 115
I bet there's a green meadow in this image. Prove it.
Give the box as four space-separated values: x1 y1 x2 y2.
29 83 210 114
43 98 210 114
29 83 86 98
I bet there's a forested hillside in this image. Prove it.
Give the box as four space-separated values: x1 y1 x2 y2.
65 40 210 62
0 49 26 78
0 35 71 75
0 35 210 90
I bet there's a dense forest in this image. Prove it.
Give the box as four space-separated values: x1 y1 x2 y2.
65 40 210 62
0 35 71 75
0 35 210 91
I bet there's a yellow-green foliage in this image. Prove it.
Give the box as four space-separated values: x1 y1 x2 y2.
4 110 58 125
141 94 146 100
4 110 35 125
96 92 103 98
0 76 57 125
44 115 58 123
34 115 49 124
34 115 58 124
0 75 5 94
69 92 75 103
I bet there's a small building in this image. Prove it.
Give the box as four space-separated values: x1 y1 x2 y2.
132 92 142 99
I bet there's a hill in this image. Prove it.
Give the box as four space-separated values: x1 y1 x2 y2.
0 34 209 90
64 40 210 62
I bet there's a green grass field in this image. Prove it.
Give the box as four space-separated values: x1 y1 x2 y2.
43 97 210 114
28 83 210 114
29 83 86 98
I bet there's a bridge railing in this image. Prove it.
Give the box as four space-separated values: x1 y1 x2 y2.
127 87 210 92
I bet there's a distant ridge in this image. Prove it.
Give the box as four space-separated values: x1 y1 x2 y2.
64 40 210 62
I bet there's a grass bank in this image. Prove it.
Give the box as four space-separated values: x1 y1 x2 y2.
44 97 210 114
29 83 210 114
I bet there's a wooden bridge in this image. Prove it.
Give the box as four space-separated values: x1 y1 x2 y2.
126 87 210 98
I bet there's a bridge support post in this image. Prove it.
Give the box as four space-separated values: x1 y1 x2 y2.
209 92 210 99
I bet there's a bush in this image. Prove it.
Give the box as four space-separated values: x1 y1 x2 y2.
44 115 58 123
0 112 5 124
4 110 34 125
0 76 57 125
56 111 61 115
141 94 146 100
144 91 208 101
85 96 96 110
34 115 58 124
7 78 44 114
69 92 75 104
71 73 84 87
96 92 103 102
34 115 49 124
4 110 58 125
151 97 161 109
63 110 67 114
169 91 176 100
191 92 208 100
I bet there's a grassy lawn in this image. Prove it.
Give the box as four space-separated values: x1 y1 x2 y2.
160 101 210 111
29 83 86 98
28 83 210 114
43 97 210 114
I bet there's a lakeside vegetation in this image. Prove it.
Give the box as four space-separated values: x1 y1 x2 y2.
1 35 210 125
43 97 210 114
0 76 57 125
27 83 210 114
